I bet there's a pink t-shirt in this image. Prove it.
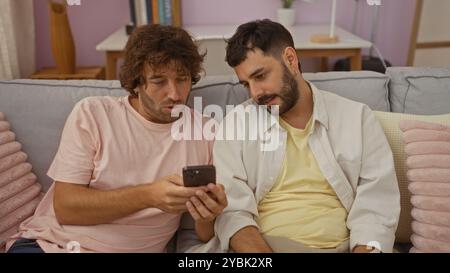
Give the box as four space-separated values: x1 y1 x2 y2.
7 96 213 253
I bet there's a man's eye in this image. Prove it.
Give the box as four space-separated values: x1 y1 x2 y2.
151 80 165 85
177 77 189 82
255 73 265 80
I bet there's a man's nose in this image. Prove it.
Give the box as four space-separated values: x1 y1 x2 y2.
249 82 264 99
166 81 181 101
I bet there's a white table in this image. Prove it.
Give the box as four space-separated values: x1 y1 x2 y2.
96 24 371 80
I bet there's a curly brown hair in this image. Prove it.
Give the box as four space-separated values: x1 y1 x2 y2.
120 24 205 96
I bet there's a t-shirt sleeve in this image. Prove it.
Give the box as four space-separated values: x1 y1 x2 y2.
47 100 98 185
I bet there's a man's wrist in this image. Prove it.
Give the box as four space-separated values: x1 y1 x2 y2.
141 183 156 208
195 217 216 225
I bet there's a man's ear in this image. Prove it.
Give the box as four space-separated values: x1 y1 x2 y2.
134 83 143 95
283 47 300 74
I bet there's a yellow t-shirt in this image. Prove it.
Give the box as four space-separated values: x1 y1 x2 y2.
257 117 349 249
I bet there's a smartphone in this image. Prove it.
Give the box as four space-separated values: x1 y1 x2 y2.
183 165 216 187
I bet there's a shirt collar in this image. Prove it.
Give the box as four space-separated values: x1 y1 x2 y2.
309 81 329 130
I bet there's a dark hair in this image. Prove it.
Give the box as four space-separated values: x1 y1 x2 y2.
226 19 300 70
120 24 205 96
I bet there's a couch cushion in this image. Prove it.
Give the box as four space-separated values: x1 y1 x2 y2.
188 75 250 118
0 80 127 192
373 111 450 244
399 120 450 253
387 67 450 115
0 112 42 252
305 71 389 112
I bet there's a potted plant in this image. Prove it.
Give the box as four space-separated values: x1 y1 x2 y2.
277 0 296 27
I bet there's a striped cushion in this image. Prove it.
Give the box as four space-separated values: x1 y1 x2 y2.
0 112 42 251
399 119 450 253
373 111 450 244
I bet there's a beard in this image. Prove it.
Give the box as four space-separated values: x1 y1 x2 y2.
138 90 182 123
256 64 299 115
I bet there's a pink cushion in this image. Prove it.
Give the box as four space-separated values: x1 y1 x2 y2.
400 119 450 253
0 112 42 251
409 182 450 197
406 155 450 169
0 141 21 158
0 173 37 204
411 208 450 227
0 183 41 218
0 121 10 132
0 132 15 146
0 163 33 188
407 169 450 183
0 197 41 234
410 234 450 253
412 221 450 242
0 197 42 251
411 195 450 212
405 141 450 155
0 152 28 173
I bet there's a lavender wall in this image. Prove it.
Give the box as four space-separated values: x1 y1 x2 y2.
34 0 416 71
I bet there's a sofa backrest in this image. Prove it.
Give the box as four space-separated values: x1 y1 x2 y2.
0 80 126 191
0 70 389 192
387 67 450 114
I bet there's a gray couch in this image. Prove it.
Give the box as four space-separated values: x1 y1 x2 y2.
1 66 449 252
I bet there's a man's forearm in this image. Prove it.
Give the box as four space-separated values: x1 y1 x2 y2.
54 182 152 225
195 220 215 243
230 226 272 253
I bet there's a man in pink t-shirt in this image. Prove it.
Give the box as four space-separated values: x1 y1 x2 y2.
6 25 227 253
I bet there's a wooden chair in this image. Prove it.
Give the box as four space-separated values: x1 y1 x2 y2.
31 1 105 80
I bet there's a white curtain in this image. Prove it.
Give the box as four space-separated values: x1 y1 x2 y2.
0 0 35 80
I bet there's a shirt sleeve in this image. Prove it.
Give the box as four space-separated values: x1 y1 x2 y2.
213 118 259 252
47 99 98 185
347 105 401 253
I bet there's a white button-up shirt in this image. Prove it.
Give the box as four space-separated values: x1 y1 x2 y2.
185 82 400 253
181 83 400 252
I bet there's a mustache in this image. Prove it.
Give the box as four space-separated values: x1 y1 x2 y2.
256 94 277 105
161 100 182 107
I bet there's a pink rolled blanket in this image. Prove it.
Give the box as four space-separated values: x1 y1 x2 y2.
400 119 450 253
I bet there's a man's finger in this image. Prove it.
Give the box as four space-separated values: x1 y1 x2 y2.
186 201 201 221
174 186 205 198
169 197 191 206
208 183 228 207
167 174 183 186
171 204 188 213
191 196 213 219
196 190 220 214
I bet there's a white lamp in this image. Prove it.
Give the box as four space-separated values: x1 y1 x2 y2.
305 0 339 43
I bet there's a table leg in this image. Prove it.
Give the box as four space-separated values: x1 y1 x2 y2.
350 49 362 71
106 51 117 80
320 57 329 72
